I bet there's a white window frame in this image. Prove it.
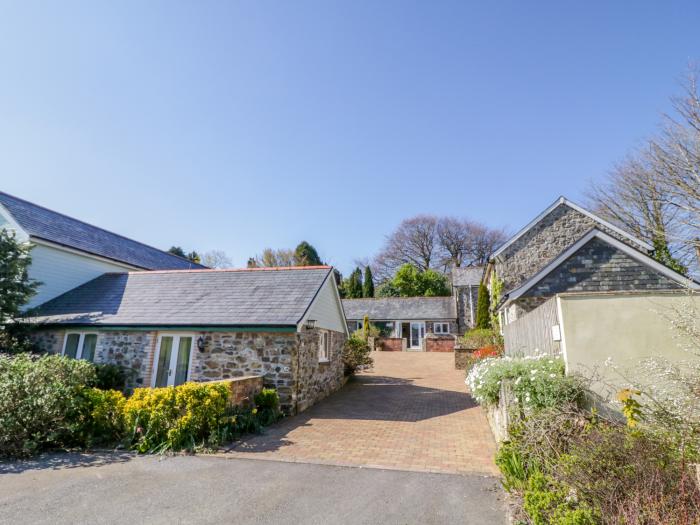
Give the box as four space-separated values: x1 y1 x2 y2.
151 333 196 388
61 332 99 361
318 330 330 363
434 322 450 335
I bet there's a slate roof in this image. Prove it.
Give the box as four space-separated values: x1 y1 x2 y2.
451 266 483 287
30 266 334 327
0 191 205 270
342 297 456 321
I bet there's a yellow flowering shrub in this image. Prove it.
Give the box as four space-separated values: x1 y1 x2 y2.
123 382 229 453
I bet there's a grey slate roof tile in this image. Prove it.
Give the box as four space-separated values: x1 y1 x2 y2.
0 191 205 270
30 267 333 326
342 297 456 321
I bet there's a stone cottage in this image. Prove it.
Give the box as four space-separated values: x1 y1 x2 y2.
487 196 698 326
29 266 349 414
343 297 458 352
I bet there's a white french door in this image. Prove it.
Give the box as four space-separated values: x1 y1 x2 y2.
152 334 194 388
409 322 426 350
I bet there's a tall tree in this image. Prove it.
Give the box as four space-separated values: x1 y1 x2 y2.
474 283 491 330
0 230 38 323
363 266 375 298
294 241 324 266
168 246 201 264
347 267 363 298
202 250 232 269
382 264 450 297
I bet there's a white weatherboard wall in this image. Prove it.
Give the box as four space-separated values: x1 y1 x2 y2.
25 243 134 309
301 276 347 333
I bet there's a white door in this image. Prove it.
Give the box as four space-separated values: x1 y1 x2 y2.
152 334 194 387
409 322 425 350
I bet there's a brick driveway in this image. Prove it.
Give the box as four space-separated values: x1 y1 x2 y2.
226 352 499 475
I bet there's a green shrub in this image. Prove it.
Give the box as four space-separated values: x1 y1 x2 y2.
475 282 491 329
523 471 598 525
0 354 97 458
123 382 229 453
75 387 127 446
342 335 373 375
254 388 281 426
459 328 501 350
94 363 130 391
466 356 584 411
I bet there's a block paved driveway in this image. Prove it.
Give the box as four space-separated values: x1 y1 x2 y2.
226 351 499 476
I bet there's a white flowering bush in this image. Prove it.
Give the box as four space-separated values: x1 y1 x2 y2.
466 355 584 410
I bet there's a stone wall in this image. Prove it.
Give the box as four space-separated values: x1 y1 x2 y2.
191 332 297 412
30 329 156 390
294 329 346 413
206 376 264 408
495 204 640 294
454 346 471 369
30 327 347 415
454 285 479 335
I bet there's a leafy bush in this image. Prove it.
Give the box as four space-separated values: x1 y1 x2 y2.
523 471 599 525
254 388 281 426
499 406 700 524
466 355 584 410
0 354 97 458
342 335 373 375
123 382 229 453
459 328 501 350
94 363 130 391
75 387 127 446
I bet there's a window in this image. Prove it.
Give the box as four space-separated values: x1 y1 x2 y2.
318 331 330 363
434 323 450 335
62 332 98 362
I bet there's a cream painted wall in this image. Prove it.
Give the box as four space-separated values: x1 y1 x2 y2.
26 243 134 309
301 276 348 334
559 292 699 399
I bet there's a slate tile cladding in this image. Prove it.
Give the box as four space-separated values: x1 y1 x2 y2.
525 237 683 297
0 191 204 270
494 204 641 294
31 327 346 415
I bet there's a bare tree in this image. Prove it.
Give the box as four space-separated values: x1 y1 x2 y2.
202 250 233 269
248 248 296 268
589 67 700 273
371 215 507 280
372 215 439 280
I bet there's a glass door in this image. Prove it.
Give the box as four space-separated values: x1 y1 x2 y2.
153 335 193 387
409 322 425 349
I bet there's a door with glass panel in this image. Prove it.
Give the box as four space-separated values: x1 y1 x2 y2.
409 322 425 350
153 335 193 387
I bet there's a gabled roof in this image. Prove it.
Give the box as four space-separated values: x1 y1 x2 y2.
30 266 334 327
342 297 456 321
0 191 205 270
491 196 653 259
503 229 699 306
451 266 484 287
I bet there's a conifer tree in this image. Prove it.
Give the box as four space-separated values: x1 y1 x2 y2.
475 282 491 329
363 266 375 298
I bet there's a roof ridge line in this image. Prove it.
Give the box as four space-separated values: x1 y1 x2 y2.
0 191 204 268
106 265 333 275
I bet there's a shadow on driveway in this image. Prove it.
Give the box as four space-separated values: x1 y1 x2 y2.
0 450 136 475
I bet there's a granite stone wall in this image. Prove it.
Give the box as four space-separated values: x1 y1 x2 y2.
191 332 297 412
294 329 346 413
454 285 479 335
495 204 640 294
29 327 347 415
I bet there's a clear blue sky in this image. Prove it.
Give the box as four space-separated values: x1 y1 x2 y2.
1 1 699 274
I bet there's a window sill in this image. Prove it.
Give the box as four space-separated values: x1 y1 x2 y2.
318 359 330 365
